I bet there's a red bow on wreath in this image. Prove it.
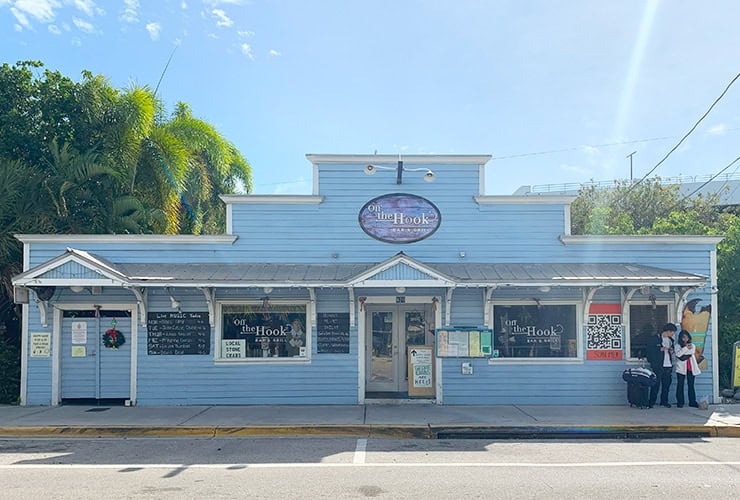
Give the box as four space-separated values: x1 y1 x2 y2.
102 328 126 349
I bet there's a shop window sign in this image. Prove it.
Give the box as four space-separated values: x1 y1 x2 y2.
221 304 307 359
494 304 578 358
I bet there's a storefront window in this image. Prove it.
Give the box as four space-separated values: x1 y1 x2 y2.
628 304 669 359
220 303 308 359
493 304 578 358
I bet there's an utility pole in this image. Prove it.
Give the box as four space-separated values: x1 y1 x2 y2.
626 151 637 182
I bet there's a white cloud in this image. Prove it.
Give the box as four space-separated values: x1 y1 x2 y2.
48 23 61 34
120 0 138 23
203 0 247 6
268 49 280 57
146 21 161 40
10 7 32 29
72 0 94 16
580 145 601 156
62 21 70 30
181 1 187 8
708 123 727 136
237 29 254 37
72 17 95 33
211 8 232 27
240 42 254 59
14 23 23 31
70 37 81 46
13 0 60 23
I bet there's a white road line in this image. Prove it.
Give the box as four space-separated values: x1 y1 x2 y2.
0 461 739 470
353 438 367 464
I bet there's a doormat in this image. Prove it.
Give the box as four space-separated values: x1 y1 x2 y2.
85 408 110 412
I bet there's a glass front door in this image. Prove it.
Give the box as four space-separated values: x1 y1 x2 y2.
366 304 434 394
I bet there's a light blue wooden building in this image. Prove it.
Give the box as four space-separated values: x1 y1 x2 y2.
12 154 721 406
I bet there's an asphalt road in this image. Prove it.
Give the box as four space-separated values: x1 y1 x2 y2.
0 436 738 499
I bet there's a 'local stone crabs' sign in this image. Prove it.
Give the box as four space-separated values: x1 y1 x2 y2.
358 193 441 243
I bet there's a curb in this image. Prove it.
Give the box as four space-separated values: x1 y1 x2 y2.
0 424 737 439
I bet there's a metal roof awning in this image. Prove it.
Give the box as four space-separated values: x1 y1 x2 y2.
12 248 708 290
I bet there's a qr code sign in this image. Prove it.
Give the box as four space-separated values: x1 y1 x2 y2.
587 314 623 350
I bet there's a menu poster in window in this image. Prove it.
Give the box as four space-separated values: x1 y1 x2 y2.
317 313 350 353
494 305 577 359
147 312 210 355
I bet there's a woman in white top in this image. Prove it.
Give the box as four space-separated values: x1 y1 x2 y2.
674 330 701 408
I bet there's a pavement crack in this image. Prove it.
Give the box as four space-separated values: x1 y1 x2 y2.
177 407 212 426
513 405 538 423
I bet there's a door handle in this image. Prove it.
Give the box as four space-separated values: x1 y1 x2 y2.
90 350 97 356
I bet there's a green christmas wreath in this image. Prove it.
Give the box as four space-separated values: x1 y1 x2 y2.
102 329 125 349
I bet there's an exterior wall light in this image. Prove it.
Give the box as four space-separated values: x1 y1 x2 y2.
395 286 406 294
364 160 436 184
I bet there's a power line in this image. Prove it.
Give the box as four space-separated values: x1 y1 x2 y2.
618 71 740 200
491 135 674 160
675 155 740 206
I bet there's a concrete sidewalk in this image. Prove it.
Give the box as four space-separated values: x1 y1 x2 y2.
0 403 738 438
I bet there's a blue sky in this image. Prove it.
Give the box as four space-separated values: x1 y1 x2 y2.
2 0 739 195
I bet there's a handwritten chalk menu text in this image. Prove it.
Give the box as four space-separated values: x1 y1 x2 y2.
317 312 350 353
147 312 210 355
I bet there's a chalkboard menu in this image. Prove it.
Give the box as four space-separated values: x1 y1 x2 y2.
317 312 350 353
147 311 210 355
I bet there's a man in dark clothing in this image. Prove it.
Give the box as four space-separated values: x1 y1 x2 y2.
646 323 677 408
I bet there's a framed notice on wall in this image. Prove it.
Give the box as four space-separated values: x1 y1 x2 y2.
435 327 493 358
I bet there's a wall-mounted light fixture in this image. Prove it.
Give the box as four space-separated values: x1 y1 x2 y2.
364 160 435 184
538 286 551 293
70 285 85 293
166 288 181 311
658 285 670 293
395 286 406 294
263 287 273 294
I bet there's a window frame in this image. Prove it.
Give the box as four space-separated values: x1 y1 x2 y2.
488 300 583 364
624 299 675 363
215 299 312 364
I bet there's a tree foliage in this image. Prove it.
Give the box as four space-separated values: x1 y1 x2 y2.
0 61 253 400
571 178 740 388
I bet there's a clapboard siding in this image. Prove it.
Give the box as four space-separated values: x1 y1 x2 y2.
135 288 358 405
19 159 719 406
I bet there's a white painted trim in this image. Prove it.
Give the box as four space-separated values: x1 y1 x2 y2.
474 196 577 205
219 195 324 204
352 279 453 288
51 307 61 405
445 287 455 326
348 255 456 287
52 303 137 404
226 203 233 235
434 298 443 404
15 234 238 244
563 204 572 236
623 298 675 362
489 358 584 365
312 163 319 195
357 297 365 405
489 299 584 363
130 304 138 406
13 253 126 284
359 296 440 403
560 235 724 245
306 154 492 165
478 164 485 197
214 299 313 362
710 250 719 403
20 303 28 405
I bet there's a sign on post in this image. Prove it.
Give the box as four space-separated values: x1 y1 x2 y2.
732 341 740 389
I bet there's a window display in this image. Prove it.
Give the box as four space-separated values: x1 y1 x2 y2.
220 303 308 359
493 304 578 358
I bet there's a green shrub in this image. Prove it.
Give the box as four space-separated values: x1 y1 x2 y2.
719 321 740 390
0 338 20 404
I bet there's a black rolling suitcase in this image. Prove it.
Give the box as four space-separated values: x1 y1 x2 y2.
622 367 656 409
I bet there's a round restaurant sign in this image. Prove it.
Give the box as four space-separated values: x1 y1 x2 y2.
358 193 441 244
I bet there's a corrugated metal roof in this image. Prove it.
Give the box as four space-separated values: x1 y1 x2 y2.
117 261 705 285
